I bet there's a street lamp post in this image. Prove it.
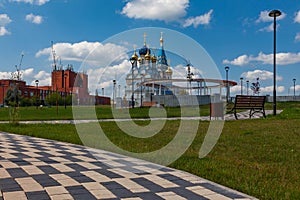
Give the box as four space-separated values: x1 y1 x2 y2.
113 80 116 108
102 88 104 96
240 77 244 95
130 57 136 108
293 78 296 97
140 75 144 107
35 80 39 109
246 80 249 95
64 73 68 109
225 66 229 102
269 9 281 116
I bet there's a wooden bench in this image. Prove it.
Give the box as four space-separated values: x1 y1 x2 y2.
230 95 266 120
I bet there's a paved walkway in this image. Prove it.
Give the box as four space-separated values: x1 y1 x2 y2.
0 110 276 199
0 132 258 200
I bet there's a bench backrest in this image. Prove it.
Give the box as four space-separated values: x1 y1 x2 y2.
234 95 266 108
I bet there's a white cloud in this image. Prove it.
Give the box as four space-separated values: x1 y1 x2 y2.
36 41 128 67
223 52 300 66
0 14 12 36
256 10 286 23
0 14 12 26
0 26 10 36
87 60 132 95
294 10 300 23
9 0 49 6
295 33 300 42
25 13 43 24
260 85 285 93
241 70 283 81
258 23 275 32
183 9 213 28
121 0 189 22
290 85 300 92
0 68 51 86
223 55 250 66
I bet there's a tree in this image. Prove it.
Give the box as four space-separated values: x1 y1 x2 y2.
251 78 260 95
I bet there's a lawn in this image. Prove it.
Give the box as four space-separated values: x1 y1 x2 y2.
0 102 299 199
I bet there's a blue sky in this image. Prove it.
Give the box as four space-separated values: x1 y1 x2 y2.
0 0 300 96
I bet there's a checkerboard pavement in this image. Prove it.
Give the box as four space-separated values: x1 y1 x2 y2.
0 131 258 200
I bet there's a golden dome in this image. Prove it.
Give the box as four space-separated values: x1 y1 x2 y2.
145 49 151 60
131 49 138 60
166 66 173 74
151 55 157 62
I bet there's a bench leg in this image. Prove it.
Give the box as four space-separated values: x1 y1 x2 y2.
234 109 238 120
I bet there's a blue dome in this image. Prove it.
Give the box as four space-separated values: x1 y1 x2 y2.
139 45 151 55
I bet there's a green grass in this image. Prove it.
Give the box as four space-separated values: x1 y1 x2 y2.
0 102 299 199
0 104 210 121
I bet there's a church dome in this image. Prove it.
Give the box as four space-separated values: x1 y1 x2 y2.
166 66 173 74
151 55 157 62
139 45 151 56
145 49 151 60
130 49 138 60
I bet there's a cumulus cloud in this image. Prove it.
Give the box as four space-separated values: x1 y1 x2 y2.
86 60 132 95
0 14 12 26
294 10 300 23
0 14 12 36
258 23 275 32
295 33 300 42
183 9 213 28
256 10 286 23
36 41 129 67
290 85 300 92
9 0 49 6
241 70 283 81
260 85 285 93
121 0 189 22
25 13 43 24
223 52 300 66
0 26 10 36
0 68 51 86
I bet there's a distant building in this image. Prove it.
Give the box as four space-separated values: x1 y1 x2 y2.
0 65 110 106
125 33 174 107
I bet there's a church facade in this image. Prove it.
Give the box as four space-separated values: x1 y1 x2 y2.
125 33 174 107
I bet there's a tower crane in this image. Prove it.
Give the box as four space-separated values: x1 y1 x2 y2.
51 41 57 71
15 53 24 81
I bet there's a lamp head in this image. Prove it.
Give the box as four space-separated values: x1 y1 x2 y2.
225 66 229 71
269 10 281 17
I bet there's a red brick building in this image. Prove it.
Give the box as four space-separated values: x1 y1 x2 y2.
0 67 110 106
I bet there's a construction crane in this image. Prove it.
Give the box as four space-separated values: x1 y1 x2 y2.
15 53 24 81
51 41 57 71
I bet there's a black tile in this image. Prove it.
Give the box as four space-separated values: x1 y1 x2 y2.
8 158 31 166
199 182 245 199
131 177 165 193
38 166 61 174
158 174 193 187
0 178 23 192
66 185 97 200
170 187 209 200
64 172 94 183
101 181 136 198
89 161 109 169
135 192 164 200
7 168 29 178
11 153 31 159
32 174 61 187
26 191 51 200
65 163 89 172
95 169 124 179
